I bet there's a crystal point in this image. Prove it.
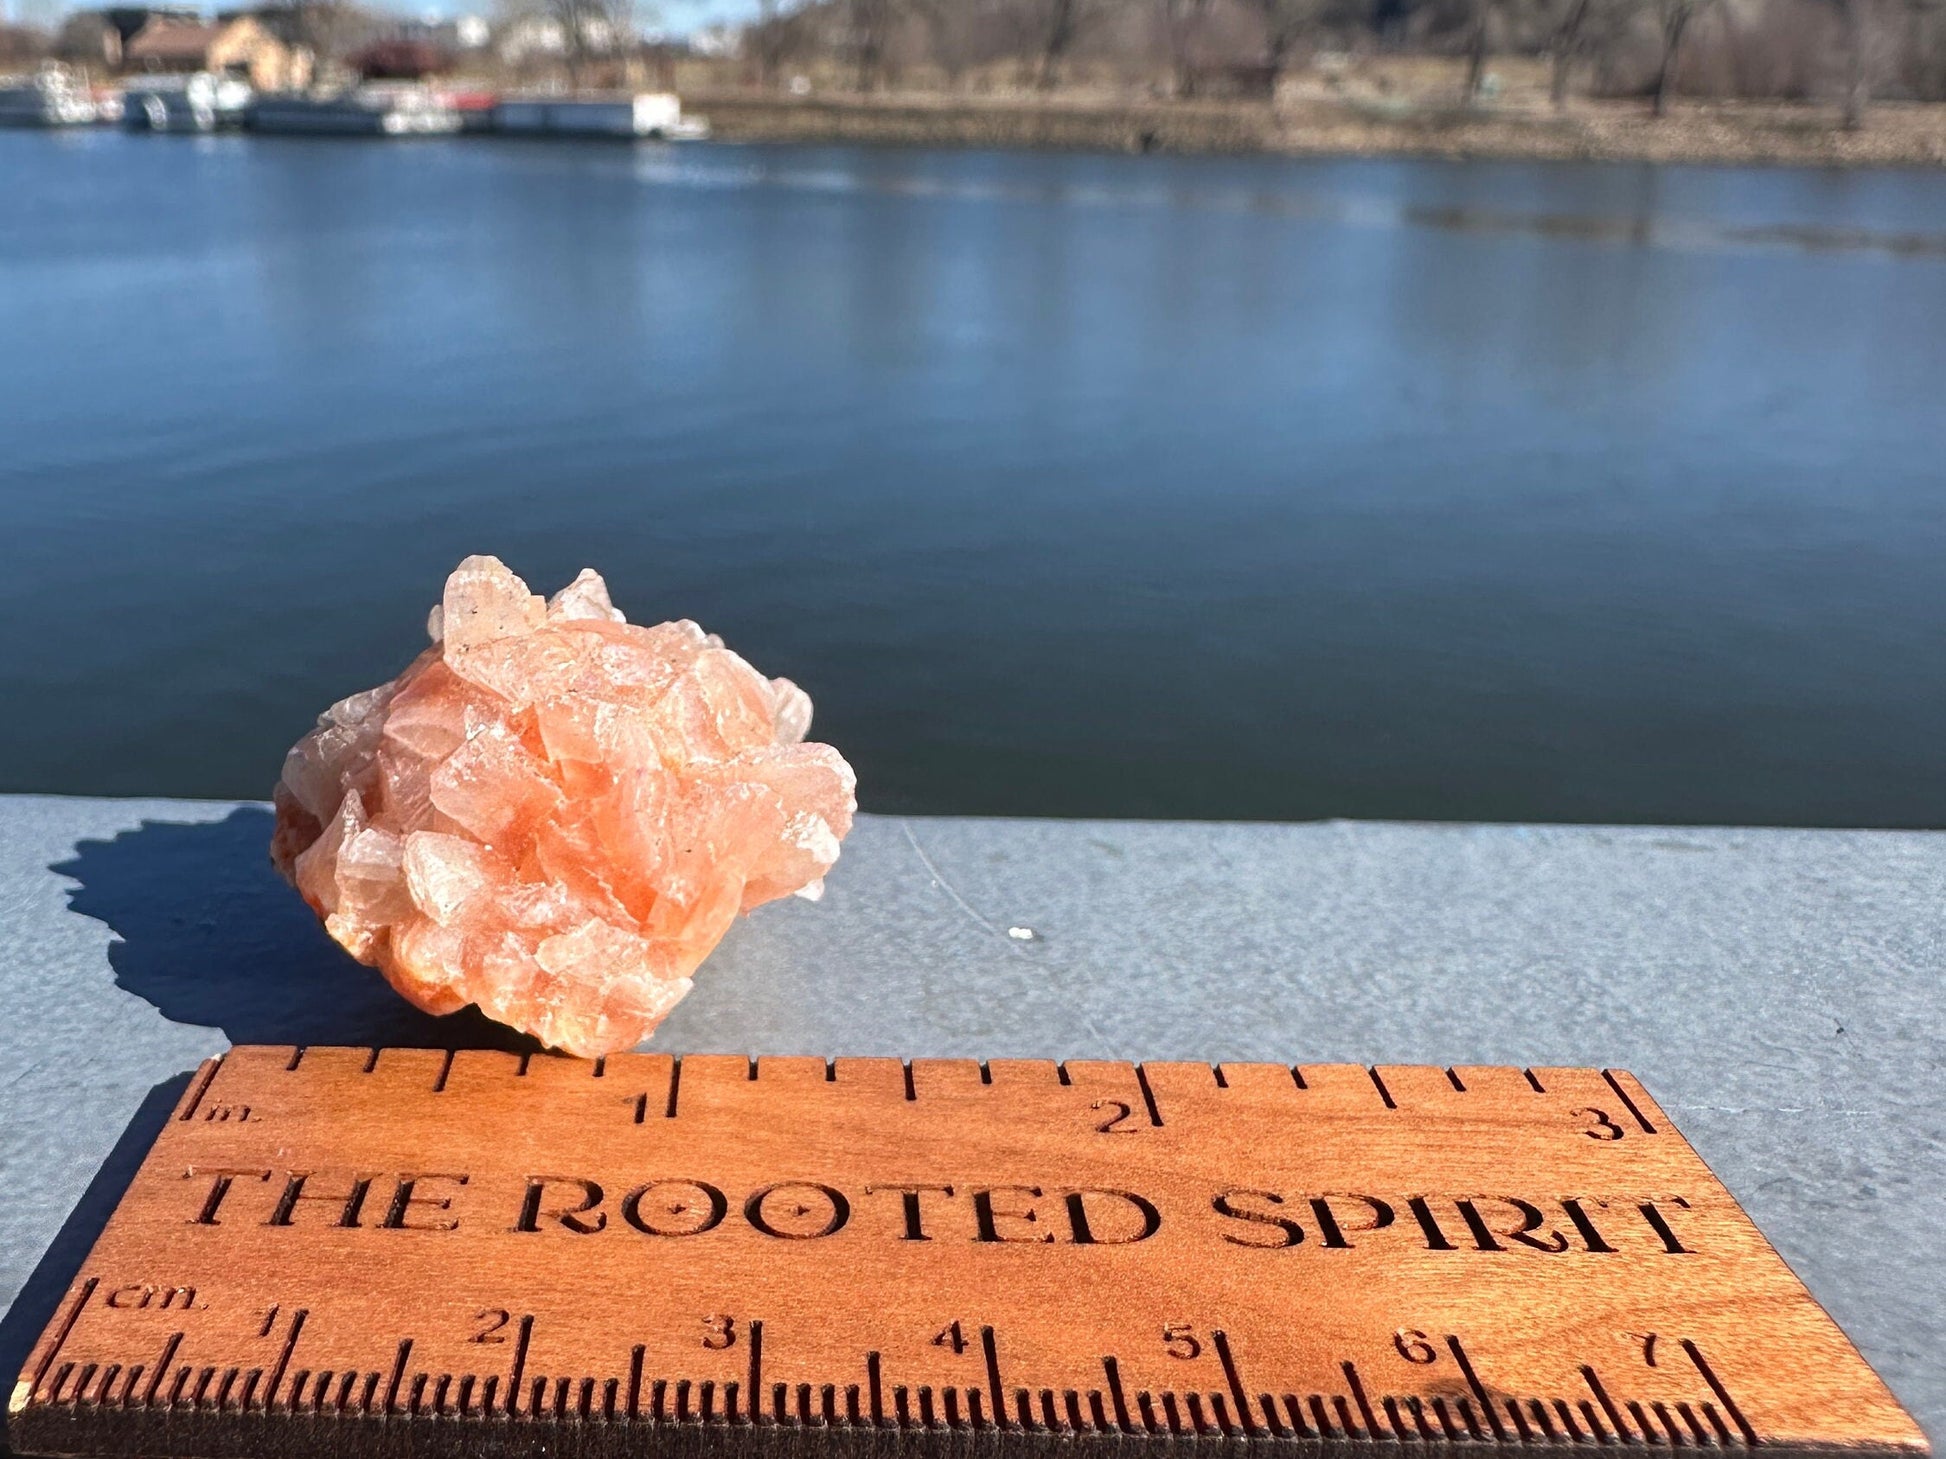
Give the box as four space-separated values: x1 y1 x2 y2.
273 557 856 1056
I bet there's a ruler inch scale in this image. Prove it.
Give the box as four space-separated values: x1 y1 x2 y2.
10 1047 1927 1459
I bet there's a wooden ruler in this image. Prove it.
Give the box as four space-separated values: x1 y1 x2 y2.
11 1047 1927 1459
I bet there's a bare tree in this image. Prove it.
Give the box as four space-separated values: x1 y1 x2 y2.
278 0 381 77
747 0 795 87
1828 0 1873 125
1463 0 1490 97
1246 0 1318 89
905 0 983 87
1549 0 1593 102
845 0 896 89
1648 0 1713 115
1011 0 1110 89
568 0 630 87
496 0 630 87
1160 0 1214 94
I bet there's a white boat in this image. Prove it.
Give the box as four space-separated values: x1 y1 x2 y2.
493 92 707 140
249 84 460 136
123 72 253 132
0 67 102 127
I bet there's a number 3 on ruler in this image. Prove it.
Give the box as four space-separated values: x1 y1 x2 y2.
1577 1107 1626 1140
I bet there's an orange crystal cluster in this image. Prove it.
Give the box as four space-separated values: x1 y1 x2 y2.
271 555 856 1056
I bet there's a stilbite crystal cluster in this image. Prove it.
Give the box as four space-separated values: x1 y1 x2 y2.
271 556 856 1057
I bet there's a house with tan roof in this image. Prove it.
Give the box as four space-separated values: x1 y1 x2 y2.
124 14 305 89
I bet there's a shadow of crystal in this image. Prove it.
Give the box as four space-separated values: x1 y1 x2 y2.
50 806 533 1051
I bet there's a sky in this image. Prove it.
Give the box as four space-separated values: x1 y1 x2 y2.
657 0 759 30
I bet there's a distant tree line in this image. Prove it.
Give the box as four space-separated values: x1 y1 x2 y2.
735 0 1946 123
10 0 1939 121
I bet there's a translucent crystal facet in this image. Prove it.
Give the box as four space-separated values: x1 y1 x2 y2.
272 556 856 1056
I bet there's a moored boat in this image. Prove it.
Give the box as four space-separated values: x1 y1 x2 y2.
249 83 460 136
492 92 707 140
0 66 102 127
123 72 253 132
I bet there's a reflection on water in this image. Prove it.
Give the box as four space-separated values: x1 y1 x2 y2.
624 150 1946 259
2 133 1944 825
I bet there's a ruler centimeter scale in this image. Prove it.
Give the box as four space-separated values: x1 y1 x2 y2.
11 1047 1928 1459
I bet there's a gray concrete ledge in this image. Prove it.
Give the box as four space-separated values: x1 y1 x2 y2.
0 795 1939 1444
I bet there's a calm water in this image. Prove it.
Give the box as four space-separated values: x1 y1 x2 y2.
4 131 1945 824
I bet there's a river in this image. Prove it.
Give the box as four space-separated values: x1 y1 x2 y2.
4 130 1944 823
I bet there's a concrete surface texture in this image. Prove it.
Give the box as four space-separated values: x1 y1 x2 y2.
0 794 1938 1447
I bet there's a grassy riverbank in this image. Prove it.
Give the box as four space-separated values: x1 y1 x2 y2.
686 89 1946 168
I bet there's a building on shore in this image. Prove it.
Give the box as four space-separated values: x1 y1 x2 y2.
123 14 304 91
53 5 198 71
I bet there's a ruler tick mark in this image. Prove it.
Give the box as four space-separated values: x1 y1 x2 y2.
1584 1365 1635 1442
981 1326 1009 1428
177 1061 221 1121
1577 1397 1612 1443
1343 1361 1382 1438
433 1049 454 1092
665 1058 682 1118
1306 1394 1334 1436
29 1275 98 1402
748 1319 764 1423
505 1315 533 1416
1450 1337 1510 1442
383 1340 411 1414
1103 1357 1132 1432
1683 1342 1757 1446
1626 1398 1658 1445
1676 1399 1711 1443
1602 1071 1659 1134
264 1309 307 1411
1214 1331 1259 1435
1554 1398 1586 1441
1506 1397 1536 1442
1701 1402 1735 1444
1369 1068 1398 1109
1134 1065 1164 1126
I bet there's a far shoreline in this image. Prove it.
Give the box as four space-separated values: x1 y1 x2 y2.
684 90 1946 171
